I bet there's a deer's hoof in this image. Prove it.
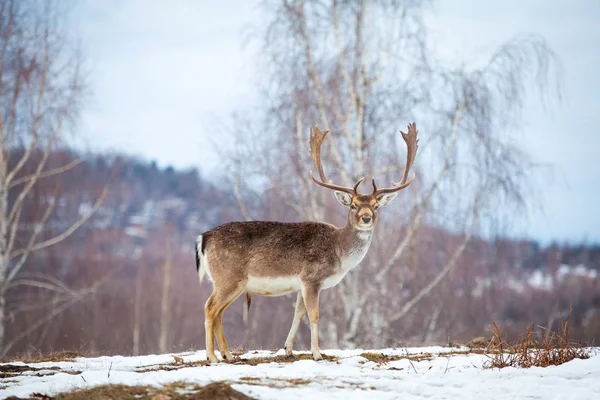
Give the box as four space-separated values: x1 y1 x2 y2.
284 345 294 357
207 354 220 363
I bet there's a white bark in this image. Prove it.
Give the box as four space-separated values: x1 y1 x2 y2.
133 266 143 356
158 237 172 353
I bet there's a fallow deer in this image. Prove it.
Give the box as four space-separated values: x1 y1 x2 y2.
195 123 419 362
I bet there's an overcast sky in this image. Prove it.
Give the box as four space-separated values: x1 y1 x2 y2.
71 1 599 244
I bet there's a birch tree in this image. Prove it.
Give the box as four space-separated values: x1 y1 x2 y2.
224 0 561 348
0 0 105 351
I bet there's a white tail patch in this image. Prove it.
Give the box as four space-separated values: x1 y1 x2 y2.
196 235 206 282
196 235 214 283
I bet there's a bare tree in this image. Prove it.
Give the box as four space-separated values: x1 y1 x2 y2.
222 0 561 348
0 0 106 351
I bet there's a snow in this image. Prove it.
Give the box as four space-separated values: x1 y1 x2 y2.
2 347 599 399
528 269 554 290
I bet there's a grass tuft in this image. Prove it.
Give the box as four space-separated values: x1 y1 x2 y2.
1 350 90 364
485 309 591 369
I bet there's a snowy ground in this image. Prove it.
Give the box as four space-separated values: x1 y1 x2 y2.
2 346 599 399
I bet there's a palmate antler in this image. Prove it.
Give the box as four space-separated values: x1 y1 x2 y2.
309 126 365 195
309 123 419 197
371 122 419 197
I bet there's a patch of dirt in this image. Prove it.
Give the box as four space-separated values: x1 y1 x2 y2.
192 382 254 399
360 352 433 364
136 353 338 372
136 359 211 373
1 350 85 364
7 381 254 400
0 364 80 379
233 353 338 366
359 350 492 365
53 384 153 399
238 376 312 388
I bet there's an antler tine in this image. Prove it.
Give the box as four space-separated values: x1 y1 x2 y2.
309 126 330 183
394 122 419 186
309 125 359 195
372 122 419 197
353 177 365 194
372 174 415 196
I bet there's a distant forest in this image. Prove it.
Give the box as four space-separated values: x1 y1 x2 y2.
5 150 599 357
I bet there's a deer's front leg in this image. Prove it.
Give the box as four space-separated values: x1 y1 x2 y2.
284 291 306 356
301 283 322 361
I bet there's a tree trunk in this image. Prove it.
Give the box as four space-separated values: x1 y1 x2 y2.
0 187 9 351
133 265 143 356
0 286 5 351
158 237 172 353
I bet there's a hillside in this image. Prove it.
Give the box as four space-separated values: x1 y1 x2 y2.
4 151 599 358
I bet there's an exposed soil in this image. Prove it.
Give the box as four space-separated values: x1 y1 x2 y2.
0 364 79 379
5 381 255 400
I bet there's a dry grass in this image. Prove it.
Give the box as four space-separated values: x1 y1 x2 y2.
136 352 338 373
238 376 312 388
0 364 81 379
359 349 491 365
136 359 211 373
485 312 592 369
234 353 337 366
360 352 433 364
1 350 88 364
466 336 491 349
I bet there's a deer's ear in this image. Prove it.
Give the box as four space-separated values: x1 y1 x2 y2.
334 191 353 207
376 193 398 208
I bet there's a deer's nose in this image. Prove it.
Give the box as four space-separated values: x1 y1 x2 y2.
361 216 372 224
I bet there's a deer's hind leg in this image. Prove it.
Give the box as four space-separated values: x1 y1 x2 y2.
214 286 244 361
204 283 243 363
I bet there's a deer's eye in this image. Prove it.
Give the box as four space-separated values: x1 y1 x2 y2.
350 204 357 210
374 205 379 210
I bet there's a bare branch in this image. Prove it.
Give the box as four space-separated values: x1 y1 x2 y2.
386 194 480 324
8 158 82 189
5 194 56 285
8 278 73 295
9 181 110 262
233 174 253 222
377 100 465 281
9 272 76 296
5 24 50 184
1 285 95 357
290 0 351 185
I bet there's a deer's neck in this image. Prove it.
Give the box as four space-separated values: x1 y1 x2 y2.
337 224 374 271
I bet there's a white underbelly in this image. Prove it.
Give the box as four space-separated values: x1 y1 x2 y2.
246 275 301 296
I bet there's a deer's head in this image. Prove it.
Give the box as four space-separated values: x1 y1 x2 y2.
309 124 419 231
